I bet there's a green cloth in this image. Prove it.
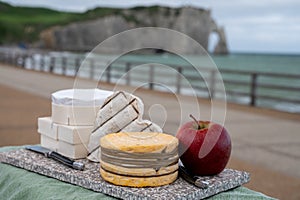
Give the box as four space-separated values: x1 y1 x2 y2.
0 146 275 200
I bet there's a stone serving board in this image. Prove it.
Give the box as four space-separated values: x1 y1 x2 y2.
0 149 250 200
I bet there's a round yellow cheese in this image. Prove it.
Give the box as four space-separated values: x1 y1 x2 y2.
100 132 178 153
100 168 178 187
100 160 178 177
99 132 179 187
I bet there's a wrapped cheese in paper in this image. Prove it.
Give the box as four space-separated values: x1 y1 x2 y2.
87 91 162 162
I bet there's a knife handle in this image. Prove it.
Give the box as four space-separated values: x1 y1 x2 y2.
179 165 209 189
48 151 84 170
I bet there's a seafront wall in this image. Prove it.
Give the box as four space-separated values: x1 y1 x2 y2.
0 49 299 113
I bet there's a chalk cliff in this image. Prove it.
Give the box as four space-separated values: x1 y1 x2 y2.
40 6 228 54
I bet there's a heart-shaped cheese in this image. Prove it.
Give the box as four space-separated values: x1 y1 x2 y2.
87 91 162 162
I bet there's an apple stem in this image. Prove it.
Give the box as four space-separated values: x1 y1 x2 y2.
190 114 200 129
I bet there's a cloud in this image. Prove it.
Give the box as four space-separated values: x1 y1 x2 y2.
2 0 300 53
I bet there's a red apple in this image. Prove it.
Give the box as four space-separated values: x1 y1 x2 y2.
176 115 231 176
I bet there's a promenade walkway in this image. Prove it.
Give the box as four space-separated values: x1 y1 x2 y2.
1 64 300 199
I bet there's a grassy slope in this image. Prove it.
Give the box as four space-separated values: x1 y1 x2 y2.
0 1 182 45
0 1 124 44
0 1 167 45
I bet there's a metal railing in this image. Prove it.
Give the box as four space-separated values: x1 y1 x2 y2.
0 50 300 112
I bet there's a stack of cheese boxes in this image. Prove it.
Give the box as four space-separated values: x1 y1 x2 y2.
37 89 112 159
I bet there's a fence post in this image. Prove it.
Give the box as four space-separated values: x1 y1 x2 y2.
89 59 94 79
62 57 67 75
40 54 45 71
106 64 111 83
15 54 18 66
209 69 216 99
176 67 182 94
49 56 55 73
75 57 80 76
13 53 18 66
31 55 35 70
21 54 26 68
250 73 258 106
125 62 131 86
149 64 154 90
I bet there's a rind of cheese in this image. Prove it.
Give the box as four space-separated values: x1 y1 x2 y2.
52 103 100 126
100 160 178 177
38 117 58 140
58 124 93 144
40 135 58 151
57 141 88 159
100 168 178 187
94 92 141 127
100 132 178 153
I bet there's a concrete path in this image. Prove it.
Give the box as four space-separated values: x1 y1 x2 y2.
1 64 300 199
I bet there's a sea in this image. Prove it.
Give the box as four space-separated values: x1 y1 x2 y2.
113 53 300 113
20 50 300 113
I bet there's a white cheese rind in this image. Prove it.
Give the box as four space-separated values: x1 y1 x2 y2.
51 89 113 106
38 117 93 145
57 141 88 159
58 124 93 144
38 117 58 140
52 103 100 126
40 135 58 151
38 117 92 158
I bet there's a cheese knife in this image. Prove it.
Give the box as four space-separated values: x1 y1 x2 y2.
25 145 85 170
179 164 209 189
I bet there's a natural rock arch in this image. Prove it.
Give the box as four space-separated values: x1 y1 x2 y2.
210 19 229 55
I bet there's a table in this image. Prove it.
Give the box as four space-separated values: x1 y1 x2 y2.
0 146 274 200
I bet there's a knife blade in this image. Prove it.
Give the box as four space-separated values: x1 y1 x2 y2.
25 145 85 170
178 164 209 189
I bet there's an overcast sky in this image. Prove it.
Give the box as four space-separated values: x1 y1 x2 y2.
3 0 300 54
